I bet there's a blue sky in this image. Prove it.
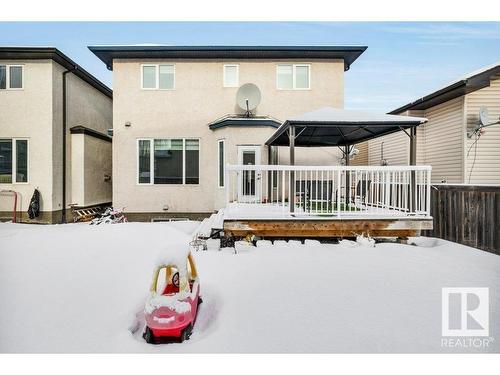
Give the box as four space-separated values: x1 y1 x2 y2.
1 22 500 112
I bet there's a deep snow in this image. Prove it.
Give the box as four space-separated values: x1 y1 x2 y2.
0 222 498 353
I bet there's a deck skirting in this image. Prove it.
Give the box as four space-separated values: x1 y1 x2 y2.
223 217 433 238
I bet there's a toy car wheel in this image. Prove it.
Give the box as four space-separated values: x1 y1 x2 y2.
143 326 156 344
180 324 193 343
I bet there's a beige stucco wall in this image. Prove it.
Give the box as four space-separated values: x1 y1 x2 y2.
83 135 112 205
464 74 500 184
113 59 345 214
0 60 54 214
70 133 86 206
52 62 113 211
71 133 112 207
0 59 112 220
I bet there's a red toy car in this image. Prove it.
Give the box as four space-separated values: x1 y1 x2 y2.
143 252 202 344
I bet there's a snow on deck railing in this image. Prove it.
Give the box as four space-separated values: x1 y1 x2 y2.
225 165 432 218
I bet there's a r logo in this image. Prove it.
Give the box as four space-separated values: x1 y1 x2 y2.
442 287 489 337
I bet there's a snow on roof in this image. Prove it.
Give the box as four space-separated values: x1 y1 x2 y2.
288 107 427 124
442 60 500 89
390 61 500 114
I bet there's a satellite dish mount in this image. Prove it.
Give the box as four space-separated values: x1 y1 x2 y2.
236 83 262 117
468 106 500 138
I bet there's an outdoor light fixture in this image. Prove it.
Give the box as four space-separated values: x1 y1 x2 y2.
125 121 132 127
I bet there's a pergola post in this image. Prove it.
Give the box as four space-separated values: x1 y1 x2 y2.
344 145 350 204
289 125 295 213
409 127 417 213
267 145 273 202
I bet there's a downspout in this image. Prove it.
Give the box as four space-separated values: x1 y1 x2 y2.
61 66 77 223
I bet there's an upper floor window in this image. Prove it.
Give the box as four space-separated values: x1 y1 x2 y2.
223 64 239 87
0 65 24 90
0 138 28 184
141 64 175 90
276 64 310 90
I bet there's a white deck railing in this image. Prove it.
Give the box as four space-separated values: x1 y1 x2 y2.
225 165 432 218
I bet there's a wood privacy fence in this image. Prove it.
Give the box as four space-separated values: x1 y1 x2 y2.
426 184 500 255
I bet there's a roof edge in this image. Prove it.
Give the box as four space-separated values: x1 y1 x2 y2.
390 63 500 114
88 45 368 71
70 125 112 142
0 47 112 98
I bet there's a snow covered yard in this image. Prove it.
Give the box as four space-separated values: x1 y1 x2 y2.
0 222 499 353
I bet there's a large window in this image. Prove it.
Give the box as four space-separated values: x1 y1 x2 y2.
0 65 23 90
276 64 310 90
0 139 28 184
218 139 225 187
223 64 239 87
138 139 199 185
141 64 175 90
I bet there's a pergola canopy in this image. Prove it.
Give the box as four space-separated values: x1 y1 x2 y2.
266 107 427 147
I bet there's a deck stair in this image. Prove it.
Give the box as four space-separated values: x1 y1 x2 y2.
190 210 225 250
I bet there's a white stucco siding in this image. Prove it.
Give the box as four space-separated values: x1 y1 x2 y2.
464 74 500 184
112 59 345 213
0 60 54 213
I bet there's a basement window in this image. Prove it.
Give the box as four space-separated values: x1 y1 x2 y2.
137 138 199 185
0 138 29 184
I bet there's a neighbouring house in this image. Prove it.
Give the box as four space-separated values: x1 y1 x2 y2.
0 47 113 223
360 62 500 184
89 45 367 220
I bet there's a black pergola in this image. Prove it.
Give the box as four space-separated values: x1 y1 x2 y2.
265 107 428 212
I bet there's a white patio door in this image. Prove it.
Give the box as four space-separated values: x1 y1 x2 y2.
237 146 261 202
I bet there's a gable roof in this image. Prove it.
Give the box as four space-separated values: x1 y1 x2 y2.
390 61 500 114
266 107 427 147
0 46 112 98
88 45 367 71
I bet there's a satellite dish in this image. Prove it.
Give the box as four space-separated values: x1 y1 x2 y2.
479 106 489 125
236 83 261 115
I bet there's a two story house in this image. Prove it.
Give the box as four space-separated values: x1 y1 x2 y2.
89 45 366 220
0 47 113 223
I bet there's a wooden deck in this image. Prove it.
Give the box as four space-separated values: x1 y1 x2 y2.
223 217 433 238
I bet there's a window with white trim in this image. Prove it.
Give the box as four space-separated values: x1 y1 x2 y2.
218 139 225 187
276 64 310 90
0 65 24 90
141 64 175 90
223 64 239 87
137 138 199 184
0 138 28 183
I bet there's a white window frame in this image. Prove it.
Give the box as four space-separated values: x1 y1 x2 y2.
276 64 311 90
217 139 225 188
0 138 29 184
223 64 239 88
140 64 176 90
0 64 24 90
136 138 200 185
